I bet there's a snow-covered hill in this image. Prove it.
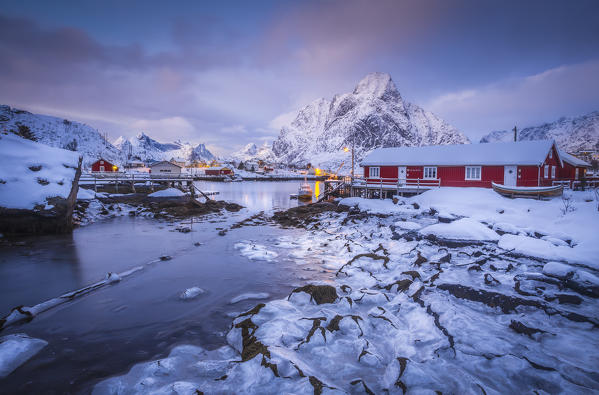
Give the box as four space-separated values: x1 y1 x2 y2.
114 133 215 163
0 105 121 167
0 105 215 167
479 111 599 152
231 142 275 163
272 72 470 169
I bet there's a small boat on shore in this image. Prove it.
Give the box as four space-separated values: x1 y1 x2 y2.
491 182 563 198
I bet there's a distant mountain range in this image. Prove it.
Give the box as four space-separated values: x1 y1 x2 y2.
268 72 470 169
114 133 215 163
479 111 599 152
0 105 214 167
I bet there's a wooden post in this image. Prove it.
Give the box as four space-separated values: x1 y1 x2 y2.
94 177 97 193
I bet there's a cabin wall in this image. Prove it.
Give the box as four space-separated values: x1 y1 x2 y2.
151 163 181 174
517 166 540 187
91 160 115 172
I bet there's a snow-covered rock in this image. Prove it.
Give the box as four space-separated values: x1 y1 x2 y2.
180 287 206 300
0 333 48 378
272 72 470 169
148 188 185 198
542 262 575 279
480 110 599 153
420 218 500 241
0 134 82 234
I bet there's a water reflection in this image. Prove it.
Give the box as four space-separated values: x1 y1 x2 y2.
194 180 321 212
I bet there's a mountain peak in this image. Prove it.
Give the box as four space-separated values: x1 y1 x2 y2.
353 72 400 101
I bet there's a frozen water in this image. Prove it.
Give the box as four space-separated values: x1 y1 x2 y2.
0 334 47 378
179 287 206 300
230 293 270 304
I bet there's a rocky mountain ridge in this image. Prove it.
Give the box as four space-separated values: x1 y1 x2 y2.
479 111 599 152
270 72 471 169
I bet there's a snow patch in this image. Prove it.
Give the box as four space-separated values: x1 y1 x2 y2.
0 333 47 378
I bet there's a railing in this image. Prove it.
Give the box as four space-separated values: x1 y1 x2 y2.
362 177 441 188
552 179 599 190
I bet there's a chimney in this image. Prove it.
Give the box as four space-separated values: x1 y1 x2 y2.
513 126 517 142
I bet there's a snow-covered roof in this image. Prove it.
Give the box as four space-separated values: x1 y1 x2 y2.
361 140 557 167
205 166 232 171
558 150 591 167
150 161 182 168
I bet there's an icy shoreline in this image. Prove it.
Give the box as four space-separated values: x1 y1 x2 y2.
93 188 599 394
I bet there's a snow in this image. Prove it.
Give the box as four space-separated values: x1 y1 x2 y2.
77 187 95 200
362 140 555 166
95 187 599 393
394 220 422 230
0 333 48 378
230 293 270 304
543 262 575 279
148 188 185 198
180 287 206 300
234 241 278 261
420 218 500 241
0 133 81 209
339 197 421 215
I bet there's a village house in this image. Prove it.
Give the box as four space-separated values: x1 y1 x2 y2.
558 150 591 182
149 161 182 177
205 166 233 176
91 158 118 172
170 157 187 168
360 140 590 192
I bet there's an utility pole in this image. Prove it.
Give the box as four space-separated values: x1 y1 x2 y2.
513 126 517 142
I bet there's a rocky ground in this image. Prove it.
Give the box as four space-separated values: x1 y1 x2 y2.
94 189 599 394
73 194 242 226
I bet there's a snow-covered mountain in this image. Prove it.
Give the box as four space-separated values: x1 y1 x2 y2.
271 72 470 169
479 111 599 152
114 133 215 163
0 105 121 167
0 105 215 166
231 142 275 163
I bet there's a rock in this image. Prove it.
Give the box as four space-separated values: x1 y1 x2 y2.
289 285 338 305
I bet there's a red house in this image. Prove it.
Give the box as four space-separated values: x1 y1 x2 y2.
360 140 568 190
558 150 590 183
205 166 233 176
91 158 118 172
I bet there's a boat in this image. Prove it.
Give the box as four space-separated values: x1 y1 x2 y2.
297 182 313 201
491 182 563 198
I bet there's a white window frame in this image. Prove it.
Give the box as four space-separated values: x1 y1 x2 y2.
549 150 552 159
423 166 437 179
369 166 380 178
544 165 549 178
575 168 579 179
465 166 481 180
551 166 556 179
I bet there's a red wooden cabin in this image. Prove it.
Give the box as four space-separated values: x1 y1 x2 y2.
558 150 590 183
91 158 118 172
205 166 233 176
360 140 571 189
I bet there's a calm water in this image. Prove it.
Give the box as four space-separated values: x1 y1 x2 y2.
194 180 322 212
0 181 330 394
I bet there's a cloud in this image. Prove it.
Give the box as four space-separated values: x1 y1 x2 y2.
426 60 599 140
268 109 297 131
130 116 195 140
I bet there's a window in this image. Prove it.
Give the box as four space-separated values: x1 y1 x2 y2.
369 167 380 178
551 166 556 179
544 165 549 178
465 166 481 180
423 166 437 179
575 168 579 179
549 150 553 159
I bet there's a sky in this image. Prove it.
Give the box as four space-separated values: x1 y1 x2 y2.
1 0 598 156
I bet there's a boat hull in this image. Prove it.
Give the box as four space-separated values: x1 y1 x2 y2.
491 182 563 198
